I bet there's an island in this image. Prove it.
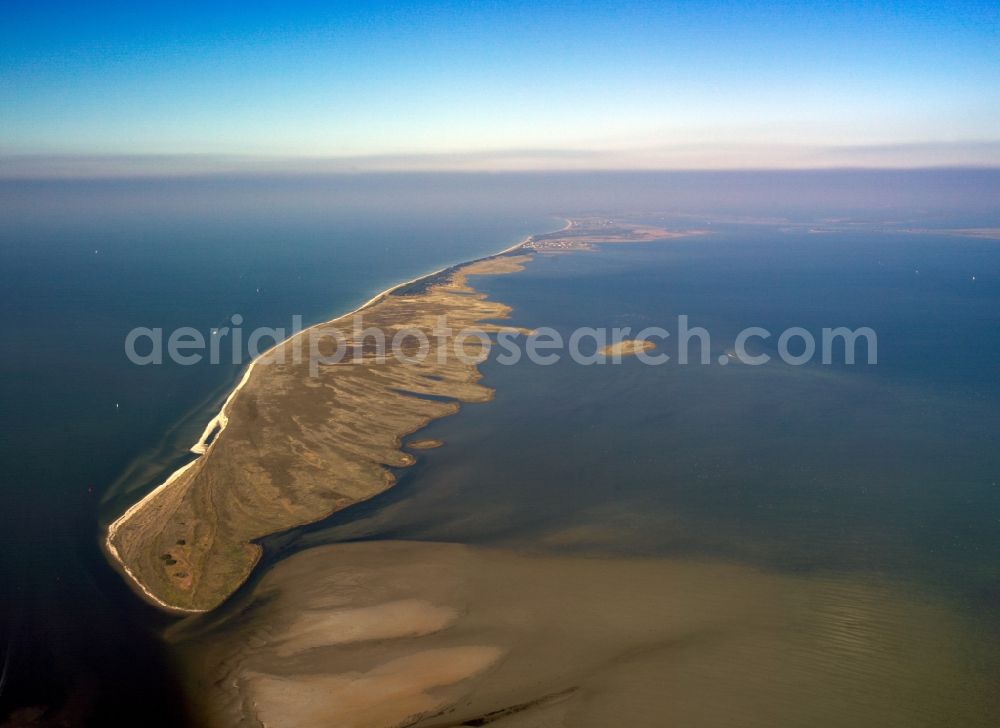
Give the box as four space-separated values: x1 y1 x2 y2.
407 438 444 449
598 338 657 358
105 219 706 612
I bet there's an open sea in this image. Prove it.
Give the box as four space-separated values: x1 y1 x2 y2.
2 171 999 724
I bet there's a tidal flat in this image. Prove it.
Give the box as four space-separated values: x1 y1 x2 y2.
171 541 998 728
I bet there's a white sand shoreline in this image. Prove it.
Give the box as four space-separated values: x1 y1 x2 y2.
103 220 570 612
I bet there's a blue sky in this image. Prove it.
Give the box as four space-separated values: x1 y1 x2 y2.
1 1 998 171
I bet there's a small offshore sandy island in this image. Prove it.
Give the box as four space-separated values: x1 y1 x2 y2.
407 438 444 449
599 338 656 358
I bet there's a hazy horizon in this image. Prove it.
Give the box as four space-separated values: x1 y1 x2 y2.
4 168 999 220
4 153 1000 180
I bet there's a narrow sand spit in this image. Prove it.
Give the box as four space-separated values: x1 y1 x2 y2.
104 218 709 613
103 232 552 612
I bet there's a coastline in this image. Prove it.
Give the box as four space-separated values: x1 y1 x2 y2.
186 223 555 457
102 220 570 612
